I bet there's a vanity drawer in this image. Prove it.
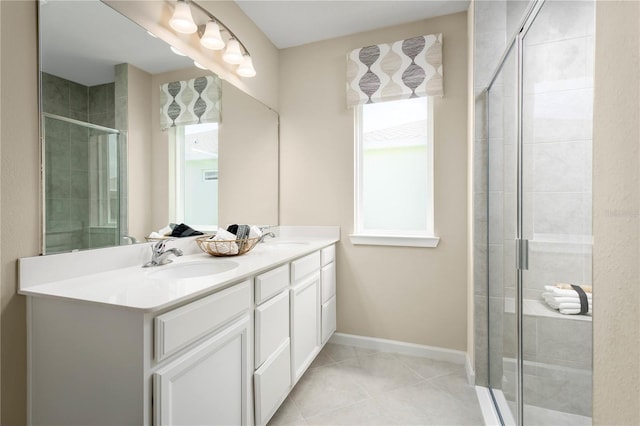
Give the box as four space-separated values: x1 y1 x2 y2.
255 264 289 305
321 261 336 304
291 251 320 282
155 280 251 361
255 289 289 368
321 245 335 266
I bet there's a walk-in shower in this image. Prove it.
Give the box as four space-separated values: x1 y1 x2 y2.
43 113 127 253
481 1 594 424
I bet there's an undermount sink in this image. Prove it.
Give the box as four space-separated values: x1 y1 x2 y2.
147 260 238 280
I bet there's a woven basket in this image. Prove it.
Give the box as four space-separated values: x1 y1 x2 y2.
196 236 260 257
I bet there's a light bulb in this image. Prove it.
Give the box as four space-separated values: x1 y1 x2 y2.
169 0 197 34
237 54 256 77
222 38 243 65
200 21 225 50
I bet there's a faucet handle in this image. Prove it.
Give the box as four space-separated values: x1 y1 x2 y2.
152 239 168 252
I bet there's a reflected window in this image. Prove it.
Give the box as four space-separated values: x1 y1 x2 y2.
173 123 219 230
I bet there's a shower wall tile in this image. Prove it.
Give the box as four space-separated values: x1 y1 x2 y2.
523 0 595 46
47 171 71 199
536 317 592 370
473 139 488 193
488 244 504 298
523 366 592 417
70 171 89 199
69 81 88 121
42 73 69 116
522 88 593 143
532 192 591 236
523 37 591 95
475 30 507 88
506 1 529 39
531 140 590 193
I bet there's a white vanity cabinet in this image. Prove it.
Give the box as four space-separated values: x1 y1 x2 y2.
23 239 338 426
290 251 322 383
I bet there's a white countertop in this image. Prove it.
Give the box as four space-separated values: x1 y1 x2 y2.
19 227 339 312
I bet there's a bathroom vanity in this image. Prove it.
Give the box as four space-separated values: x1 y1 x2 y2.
19 227 339 426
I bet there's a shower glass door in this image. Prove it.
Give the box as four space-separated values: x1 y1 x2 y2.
486 1 594 424
520 1 594 424
487 44 518 425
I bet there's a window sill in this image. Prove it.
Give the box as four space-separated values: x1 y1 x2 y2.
349 234 440 248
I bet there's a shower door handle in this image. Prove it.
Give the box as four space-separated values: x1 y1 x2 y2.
516 239 529 270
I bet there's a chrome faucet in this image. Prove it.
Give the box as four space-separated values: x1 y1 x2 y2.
258 231 276 243
143 239 183 267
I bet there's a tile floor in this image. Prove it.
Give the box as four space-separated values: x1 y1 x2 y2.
268 343 485 426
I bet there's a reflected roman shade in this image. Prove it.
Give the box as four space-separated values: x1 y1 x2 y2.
160 75 221 130
346 34 443 107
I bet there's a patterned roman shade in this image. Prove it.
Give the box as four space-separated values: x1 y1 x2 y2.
160 75 221 130
346 34 443 107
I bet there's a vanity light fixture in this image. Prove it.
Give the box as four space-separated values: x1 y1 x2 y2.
169 0 256 77
169 0 197 34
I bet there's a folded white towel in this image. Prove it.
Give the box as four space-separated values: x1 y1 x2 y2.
147 232 164 239
544 286 592 299
249 225 262 239
211 228 238 255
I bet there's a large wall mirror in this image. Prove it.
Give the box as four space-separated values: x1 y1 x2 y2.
39 0 279 254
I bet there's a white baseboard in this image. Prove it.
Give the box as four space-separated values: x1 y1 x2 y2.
329 332 467 365
475 386 502 426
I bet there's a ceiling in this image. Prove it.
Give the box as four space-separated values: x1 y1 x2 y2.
235 0 470 49
40 0 469 87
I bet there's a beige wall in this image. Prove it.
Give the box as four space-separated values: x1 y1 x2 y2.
593 1 640 424
0 2 39 424
279 12 469 350
126 64 154 241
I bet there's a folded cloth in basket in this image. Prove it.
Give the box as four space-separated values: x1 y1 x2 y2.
544 285 592 299
542 283 592 315
210 228 239 255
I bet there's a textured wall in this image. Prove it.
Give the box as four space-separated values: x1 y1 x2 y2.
0 2 39 424
592 1 640 424
280 12 469 350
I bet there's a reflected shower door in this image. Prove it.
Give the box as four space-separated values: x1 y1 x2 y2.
43 114 125 253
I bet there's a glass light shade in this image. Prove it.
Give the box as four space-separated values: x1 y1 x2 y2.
222 38 243 65
200 21 225 50
169 1 197 34
237 55 256 78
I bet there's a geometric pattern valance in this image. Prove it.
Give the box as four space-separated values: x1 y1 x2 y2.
346 33 443 107
160 75 221 130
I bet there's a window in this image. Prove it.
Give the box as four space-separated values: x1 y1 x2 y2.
351 97 439 248
171 122 219 231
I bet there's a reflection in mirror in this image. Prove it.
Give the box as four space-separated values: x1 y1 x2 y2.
39 0 279 254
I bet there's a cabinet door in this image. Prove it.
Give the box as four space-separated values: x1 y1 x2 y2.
154 315 251 426
290 271 321 383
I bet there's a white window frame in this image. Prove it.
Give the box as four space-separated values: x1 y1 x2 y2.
350 97 439 248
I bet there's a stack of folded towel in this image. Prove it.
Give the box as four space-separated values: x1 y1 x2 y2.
542 283 592 315
208 224 262 255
